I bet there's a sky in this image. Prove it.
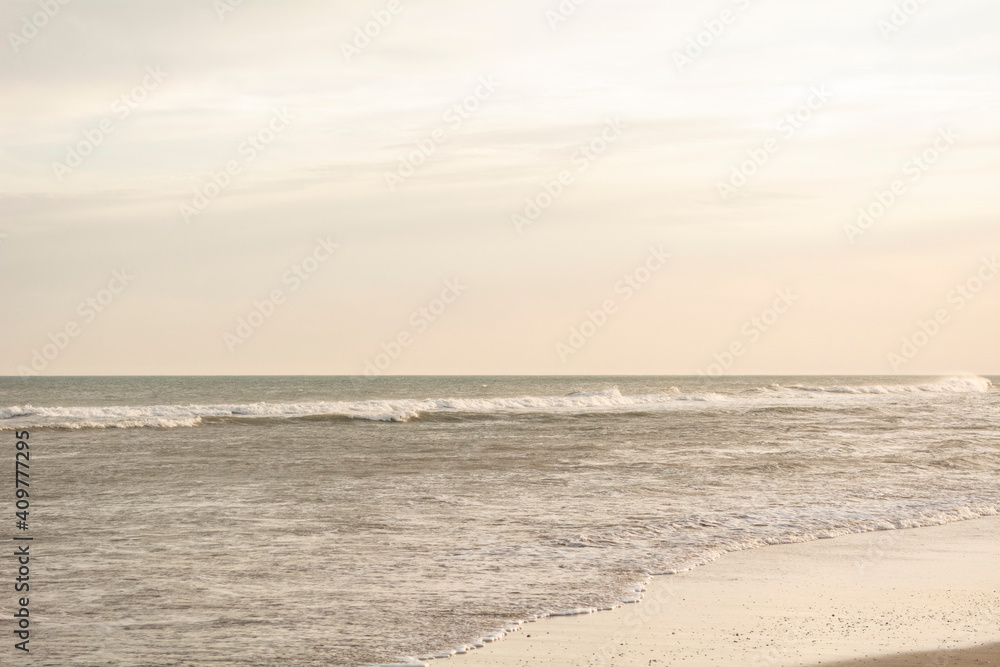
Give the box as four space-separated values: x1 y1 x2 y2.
1 0 997 376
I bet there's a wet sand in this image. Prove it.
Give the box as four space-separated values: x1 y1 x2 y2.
450 517 1000 666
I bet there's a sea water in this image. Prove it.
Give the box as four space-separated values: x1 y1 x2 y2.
1 375 997 665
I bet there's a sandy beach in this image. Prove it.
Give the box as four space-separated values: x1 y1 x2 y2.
451 517 1000 666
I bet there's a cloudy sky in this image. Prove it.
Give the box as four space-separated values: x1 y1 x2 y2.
1 0 997 375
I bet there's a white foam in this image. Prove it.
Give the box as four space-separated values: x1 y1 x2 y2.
781 376 992 395
550 607 598 616
0 390 728 430
412 507 999 662
1 376 991 430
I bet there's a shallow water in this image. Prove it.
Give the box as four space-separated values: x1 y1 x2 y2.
2 375 997 665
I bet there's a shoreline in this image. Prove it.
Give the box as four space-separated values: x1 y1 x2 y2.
446 516 1000 666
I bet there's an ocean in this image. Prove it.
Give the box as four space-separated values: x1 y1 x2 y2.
2 375 997 666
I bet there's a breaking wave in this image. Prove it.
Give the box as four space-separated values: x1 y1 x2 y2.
0 389 728 429
1 376 991 430
778 376 992 395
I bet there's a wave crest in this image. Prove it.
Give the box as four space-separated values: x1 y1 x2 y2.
2 376 991 430
0 389 723 430
781 376 992 395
